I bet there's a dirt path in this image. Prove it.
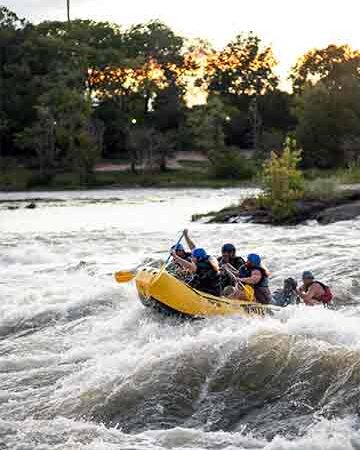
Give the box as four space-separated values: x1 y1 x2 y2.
95 151 208 172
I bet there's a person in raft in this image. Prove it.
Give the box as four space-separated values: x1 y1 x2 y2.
171 247 220 296
297 271 333 306
272 277 300 306
183 229 245 270
223 253 272 304
221 266 255 302
166 243 192 280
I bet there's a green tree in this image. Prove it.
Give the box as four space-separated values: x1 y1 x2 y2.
295 78 360 168
186 96 227 151
209 148 255 180
127 126 175 173
260 138 304 220
15 105 57 177
0 7 29 156
290 44 360 93
205 33 278 97
53 88 103 183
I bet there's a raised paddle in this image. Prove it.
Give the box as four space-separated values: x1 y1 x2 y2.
114 231 185 284
147 231 185 291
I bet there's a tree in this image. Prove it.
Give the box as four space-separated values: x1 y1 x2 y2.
186 96 227 152
290 44 360 93
35 19 126 93
205 33 278 97
260 138 304 220
15 105 57 176
127 126 175 172
295 78 360 168
0 7 29 156
53 87 103 183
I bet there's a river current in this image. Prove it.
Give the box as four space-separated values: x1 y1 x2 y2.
1 188 360 450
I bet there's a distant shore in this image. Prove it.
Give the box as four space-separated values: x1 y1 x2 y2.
192 186 360 226
0 167 253 192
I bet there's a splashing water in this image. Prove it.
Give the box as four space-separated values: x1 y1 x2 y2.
1 188 360 450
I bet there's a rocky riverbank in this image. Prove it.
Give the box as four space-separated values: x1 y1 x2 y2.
192 189 360 225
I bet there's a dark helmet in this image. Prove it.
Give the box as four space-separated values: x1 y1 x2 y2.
171 243 185 252
302 271 314 280
284 277 297 291
221 243 236 254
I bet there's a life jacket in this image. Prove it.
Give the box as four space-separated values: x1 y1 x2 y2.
218 255 245 270
238 265 271 304
182 252 192 262
219 257 246 289
190 258 220 296
309 281 333 304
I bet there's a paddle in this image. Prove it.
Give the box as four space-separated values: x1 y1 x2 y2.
114 271 136 283
114 231 185 285
148 231 185 289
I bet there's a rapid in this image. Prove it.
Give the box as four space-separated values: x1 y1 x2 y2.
1 187 360 450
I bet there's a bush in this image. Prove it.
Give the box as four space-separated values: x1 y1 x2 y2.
26 172 54 188
304 178 338 201
259 137 304 220
337 162 360 184
209 148 256 180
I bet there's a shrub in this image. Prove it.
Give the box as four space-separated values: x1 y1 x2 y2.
304 178 338 201
209 148 256 180
337 162 360 184
26 172 54 188
259 137 304 220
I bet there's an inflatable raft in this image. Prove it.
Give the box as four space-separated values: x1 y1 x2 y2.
135 266 280 319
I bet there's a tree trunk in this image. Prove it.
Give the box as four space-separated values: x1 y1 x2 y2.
131 160 137 174
160 152 167 172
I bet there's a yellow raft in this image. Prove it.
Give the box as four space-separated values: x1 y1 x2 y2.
135 267 280 319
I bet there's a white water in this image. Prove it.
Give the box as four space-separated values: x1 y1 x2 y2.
1 188 360 449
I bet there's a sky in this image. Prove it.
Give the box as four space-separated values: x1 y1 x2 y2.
3 0 360 82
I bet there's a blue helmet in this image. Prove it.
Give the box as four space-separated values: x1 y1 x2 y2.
191 248 208 261
171 243 184 252
222 243 236 254
247 253 261 267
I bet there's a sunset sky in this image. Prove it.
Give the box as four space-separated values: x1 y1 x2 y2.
4 0 360 82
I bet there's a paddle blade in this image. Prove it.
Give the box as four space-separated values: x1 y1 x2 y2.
114 271 135 283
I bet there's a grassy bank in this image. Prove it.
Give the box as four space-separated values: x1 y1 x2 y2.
0 168 252 191
2 162 360 192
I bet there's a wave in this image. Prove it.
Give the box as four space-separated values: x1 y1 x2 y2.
6 307 355 439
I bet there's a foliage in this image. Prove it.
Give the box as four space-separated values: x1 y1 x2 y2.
205 33 278 96
295 77 360 168
257 129 285 158
127 126 175 172
208 148 256 180
186 96 227 151
290 44 360 93
259 137 304 220
303 178 338 201
15 105 57 176
2 5 360 189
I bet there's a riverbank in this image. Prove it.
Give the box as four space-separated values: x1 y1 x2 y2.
0 168 252 192
192 185 360 225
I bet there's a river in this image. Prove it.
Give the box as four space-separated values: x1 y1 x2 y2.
1 188 360 449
